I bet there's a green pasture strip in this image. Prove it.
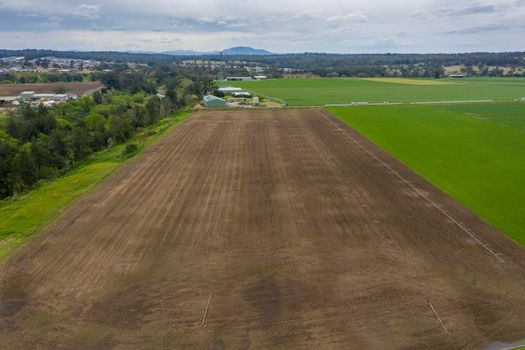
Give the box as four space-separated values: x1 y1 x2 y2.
328 103 525 246
0 111 191 261
232 78 525 106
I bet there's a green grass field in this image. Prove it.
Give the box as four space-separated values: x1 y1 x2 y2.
0 111 191 261
328 102 525 246
231 78 525 106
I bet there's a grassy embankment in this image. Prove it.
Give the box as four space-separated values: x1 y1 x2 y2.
329 102 525 246
0 111 191 261
231 77 525 106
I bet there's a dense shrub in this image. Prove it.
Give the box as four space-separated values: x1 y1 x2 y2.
122 143 139 157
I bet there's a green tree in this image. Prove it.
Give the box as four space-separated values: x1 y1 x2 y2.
131 105 146 128
49 128 70 168
6 117 21 139
163 88 178 115
77 96 95 113
0 138 18 197
30 133 57 178
191 77 214 98
145 96 161 125
109 116 131 144
92 91 103 104
70 127 92 161
15 146 37 189
86 113 109 150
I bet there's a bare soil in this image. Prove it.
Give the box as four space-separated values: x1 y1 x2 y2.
1 109 525 349
0 82 103 96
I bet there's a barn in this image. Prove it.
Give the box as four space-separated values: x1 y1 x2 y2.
203 95 226 108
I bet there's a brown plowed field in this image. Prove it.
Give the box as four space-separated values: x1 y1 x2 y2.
0 82 102 96
1 109 525 349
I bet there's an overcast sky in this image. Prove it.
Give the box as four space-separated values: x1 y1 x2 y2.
0 0 524 53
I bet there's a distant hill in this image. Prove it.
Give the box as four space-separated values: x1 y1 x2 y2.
220 47 272 55
161 47 273 56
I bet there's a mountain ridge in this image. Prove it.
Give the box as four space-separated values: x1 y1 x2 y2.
161 46 273 56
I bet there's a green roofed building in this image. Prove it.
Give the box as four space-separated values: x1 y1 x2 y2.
203 95 226 108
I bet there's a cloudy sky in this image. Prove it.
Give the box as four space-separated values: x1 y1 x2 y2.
0 0 524 53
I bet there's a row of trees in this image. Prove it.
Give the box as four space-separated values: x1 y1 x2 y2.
3 49 525 79
0 81 185 199
243 52 525 74
180 52 525 78
0 72 87 84
3 49 524 67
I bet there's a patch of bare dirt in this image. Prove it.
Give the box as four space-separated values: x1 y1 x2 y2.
1 109 525 349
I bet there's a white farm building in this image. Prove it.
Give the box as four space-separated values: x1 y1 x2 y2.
218 87 242 93
233 92 251 98
226 77 253 81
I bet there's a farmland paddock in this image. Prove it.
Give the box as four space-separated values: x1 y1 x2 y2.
1 109 525 349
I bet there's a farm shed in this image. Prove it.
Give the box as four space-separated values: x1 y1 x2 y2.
218 87 242 93
19 91 35 101
226 77 253 81
0 96 17 106
203 95 226 108
233 92 251 98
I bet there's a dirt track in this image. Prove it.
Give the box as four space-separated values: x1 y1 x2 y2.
1 109 525 349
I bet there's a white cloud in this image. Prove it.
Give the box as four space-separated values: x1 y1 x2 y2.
197 17 216 24
0 0 524 52
326 11 368 23
73 4 100 20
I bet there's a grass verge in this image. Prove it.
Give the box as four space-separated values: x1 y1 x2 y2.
0 111 191 261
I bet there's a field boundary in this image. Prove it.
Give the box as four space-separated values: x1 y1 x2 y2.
318 109 505 263
325 99 501 107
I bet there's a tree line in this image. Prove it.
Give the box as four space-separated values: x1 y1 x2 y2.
0 67 199 199
2 49 525 78
0 72 87 84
